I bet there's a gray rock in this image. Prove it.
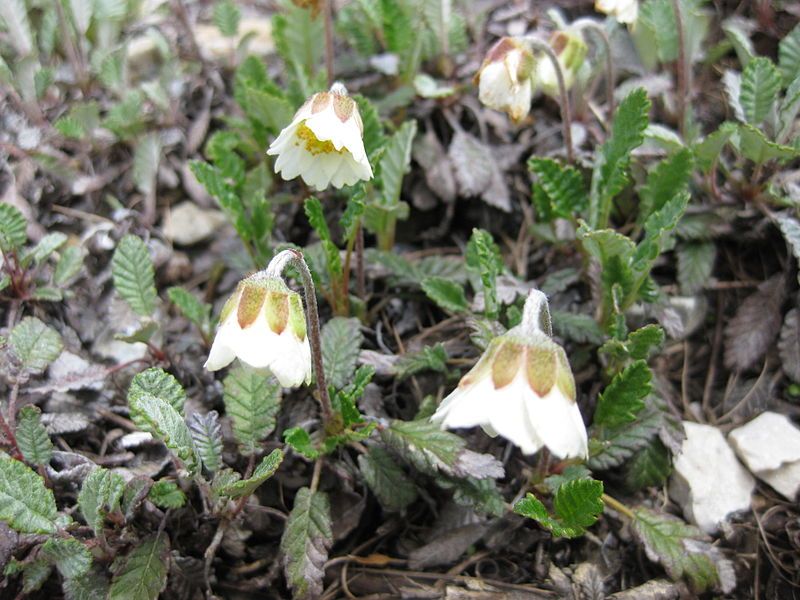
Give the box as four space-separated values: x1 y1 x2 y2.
162 201 226 246
669 421 755 534
728 412 800 500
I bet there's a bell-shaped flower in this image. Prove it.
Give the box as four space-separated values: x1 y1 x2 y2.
205 273 312 387
595 0 638 24
267 82 373 191
431 290 588 459
475 37 535 123
536 31 588 99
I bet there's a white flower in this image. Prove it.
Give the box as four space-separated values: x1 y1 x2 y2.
536 31 588 99
431 291 588 459
595 0 638 24
267 83 373 191
475 37 535 123
205 273 312 387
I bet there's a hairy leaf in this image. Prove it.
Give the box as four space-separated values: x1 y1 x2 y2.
395 343 448 380
0 203 27 253
732 123 800 164
167 287 212 336
421 277 468 313
467 228 502 319
639 149 693 222
28 232 68 265
41 537 92 579
9 317 63 374
188 411 223 473
677 242 716 294
321 317 363 389
779 24 800 85
623 438 672 491
281 487 332 599
739 57 781 125
551 311 604 345
16 406 53 466
379 119 417 206
514 477 604 538
218 449 283 498
63 568 109 600
223 366 281 454
213 0 240 36
54 246 84 286
776 214 800 284
528 156 587 221
78 468 125 534
132 394 196 471
358 446 417 511
594 361 652 428
147 480 186 509
446 476 506 517
638 0 678 62
109 533 170 600
111 235 157 317
0 454 58 533
0 0 32 55
128 368 186 419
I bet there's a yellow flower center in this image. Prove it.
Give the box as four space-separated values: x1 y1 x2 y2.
295 122 341 155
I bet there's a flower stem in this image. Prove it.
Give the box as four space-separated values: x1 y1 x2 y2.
573 19 615 119
525 37 575 163
521 289 553 338
323 0 335 87
601 493 636 520
267 249 334 426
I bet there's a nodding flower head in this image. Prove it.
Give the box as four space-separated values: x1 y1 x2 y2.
205 272 312 388
267 82 373 191
536 31 588 99
475 37 536 123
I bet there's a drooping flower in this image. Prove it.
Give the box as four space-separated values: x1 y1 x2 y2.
595 0 638 24
431 290 588 459
475 37 536 123
536 31 588 99
205 272 312 387
267 82 373 191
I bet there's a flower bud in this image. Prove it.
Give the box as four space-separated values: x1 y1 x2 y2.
536 31 588 99
595 0 638 24
205 273 312 387
475 37 535 123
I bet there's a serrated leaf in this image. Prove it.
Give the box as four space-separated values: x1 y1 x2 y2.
55 116 85 139
132 394 196 471
0 0 32 55
600 324 665 363
467 228 502 319
218 448 283 498
514 477 604 538
551 311 604 345
54 246 84 285
446 475 506 517
16 406 53 466
132 133 162 199
594 360 652 429
17 558 52 593
128 368 186 421
109 533 169 600
281 487 332 600
421 277 468 313
677 242 716 294
721 18 755 67
732 122 800 164
223 366 281 454
638 0 678 62
395 343 448 380
188 411 223 473
779 24 800 85
111 235 157 317
78 468 125 534
167 287 212 335
243 87 294 133
358 446 417 511
693 122 737 173
321 317 363 389
353 95 386 161
631 507 725 592
0 203 28 253
778 75 800 143
121 476 152 521
9 317 63 374
41 537 91 579
739 57 781 125
63 568 109 600
147 480 186 509
28 232 68 265
0 454 58 533
724 274 785 371
272 4 324 101
379 120 417 207
623 438 672 491
213 0 240 36
639 149 693 221
528 156 588 221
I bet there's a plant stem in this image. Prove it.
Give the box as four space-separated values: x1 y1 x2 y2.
310 457 323 492
672 0 688 139
0 410 23 461
266 250 334 427
323 0 335 87
574 19 615 118
525 37 575 163
601 493 636 520
355 221 366 300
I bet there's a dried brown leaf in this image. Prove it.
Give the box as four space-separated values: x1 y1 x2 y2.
724 275 785 371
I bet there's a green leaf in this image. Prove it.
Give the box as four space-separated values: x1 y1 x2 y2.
778 75 800 143
638 0 678 62
132 133 162 198
218 448 283 498
378 120 417 207
379 419 463 477
693 121 737 172
223 366 281 454
284 427 320 459
104 91 145 139
639 149 693 221
779 24 800 85
272 4 324 101
304 196 343 278
445 476 506 517
132 394 196 471
331 365 373 426
551 311 604 345
721 18 755 67
677 242 716 294
108 533 170 600
9 317 63 374
0 454 58 534
631 507 726 592
395 343 448 380
358 447 417 511
188 411 223 473
623 438 672 491
121 476 152 521
421 277 468 313
213 0 240 36
0 0 33 55
514 477 604 538
128 368 186 421
281 487 332 599
467 228 502 319
528 157 588 221
594 361 652 429
28 232 68 265
739 57 781 125
78 468 125 534
63 568 109 600
321 317 363 389
54 246 84 286
732 122 800 164
31 286 63 302
167 287 212 336
55 116 85 139
147 480 186 509
41 537 92 579
600 324 665 363
243 87 294 133
16 406 53 466
353 95 386 161
111 235 157 317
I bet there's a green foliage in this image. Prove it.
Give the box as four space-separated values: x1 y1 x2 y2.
421 277 468 313
779 24 800 85
730 122 800 164
623 438 672 491
54 246 84 286
331 365 373 427
551 311 605 345
41 537 92 579
677 242 716 293
108 533 170 600
281 487 332 599
739 57 782 125
272 2 325 102
188 411 223 473
379 419 464 477
639 149 693 221
467 228 502 319
528 157 588 222
131 394 196 472
167 287 213 338
445 476 506 517
78 468 125 535
9 317 63 374
147 480 186 509
63 568 109 600
395 343 448 380
353 95 386 160
223 366 281 454
213 0 240 37
321 317 363 389
218 449 283 498
128 368 186 419
16 405 53 466
111 235 157 317
0 454 58 533
132 133 161 198
594 360 652 428
514 477 604 538
28 232 67 265
358 447 417 511
638 0 678 62
600 325 665 365
0 202 30 251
